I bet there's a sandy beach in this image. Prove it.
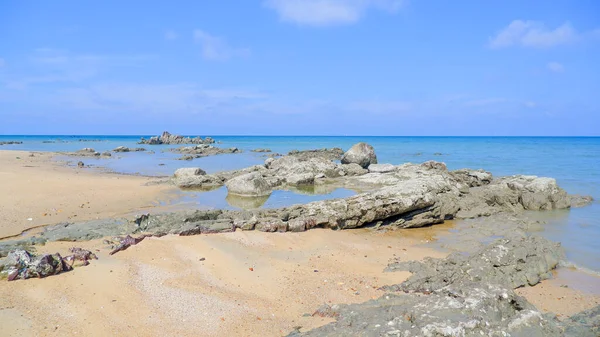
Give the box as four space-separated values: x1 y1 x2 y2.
1 150 599 336
0 151 179 239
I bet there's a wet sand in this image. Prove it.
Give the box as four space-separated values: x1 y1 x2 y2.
1 150 599 336
0 229 443 337
0 150 179 238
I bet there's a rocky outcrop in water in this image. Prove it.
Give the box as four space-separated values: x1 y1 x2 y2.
113 146 146 152
251 148 272 153
172 150 367 190
0 141 22 145
171 144 240 160
62 148 112 158
0 159 581 254
166 159 577 234
138 131 215 145
287 148 344 161
341 142 377 168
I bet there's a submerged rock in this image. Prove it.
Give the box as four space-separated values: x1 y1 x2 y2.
251 148 272 153
138 131 215 145
171 144 240 159
570 195 594 208
341 142 377 168
226 194 270 210
0 141 22 145
113 146 146 152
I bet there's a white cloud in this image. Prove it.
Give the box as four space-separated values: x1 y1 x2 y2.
263 0 404 26
193 29 250 60
164 30 178 40
547 61 564 73
489 20 579 49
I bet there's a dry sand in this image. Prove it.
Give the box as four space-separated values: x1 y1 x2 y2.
0 149 599 336
0 150 179 238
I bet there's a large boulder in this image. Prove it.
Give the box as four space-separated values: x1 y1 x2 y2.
341 143 377 168
172 167 220 189
225 172 272 197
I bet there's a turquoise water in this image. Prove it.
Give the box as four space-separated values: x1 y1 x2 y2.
1 135 599 272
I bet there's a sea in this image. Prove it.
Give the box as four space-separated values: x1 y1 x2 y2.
1 135 599 274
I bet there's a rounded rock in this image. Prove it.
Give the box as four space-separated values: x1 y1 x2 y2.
341 143 378 168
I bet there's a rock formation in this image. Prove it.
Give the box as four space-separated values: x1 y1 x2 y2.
289 236 599 337
138 131 215 145
0 248 96 281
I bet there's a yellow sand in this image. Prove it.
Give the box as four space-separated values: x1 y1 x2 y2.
0 151 179 238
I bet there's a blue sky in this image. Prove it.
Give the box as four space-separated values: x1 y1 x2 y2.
1 0 599 135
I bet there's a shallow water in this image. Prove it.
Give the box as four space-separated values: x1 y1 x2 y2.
1 135 599 272
177 186 356 211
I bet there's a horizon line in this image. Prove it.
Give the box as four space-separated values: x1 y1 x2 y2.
1 134 599 138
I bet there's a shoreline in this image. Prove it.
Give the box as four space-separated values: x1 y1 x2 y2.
1 147 599 336
0 150 180 239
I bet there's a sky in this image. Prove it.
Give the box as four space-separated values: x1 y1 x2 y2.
0 0 599 136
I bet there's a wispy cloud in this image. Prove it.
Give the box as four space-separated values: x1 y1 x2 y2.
488 20 583 49
263 0 404 26
547 61 564 73
193 29 250 60
52 83 266 113
347 100 411 114
2 49 154 89
464 98 507 107
164 30 178 40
